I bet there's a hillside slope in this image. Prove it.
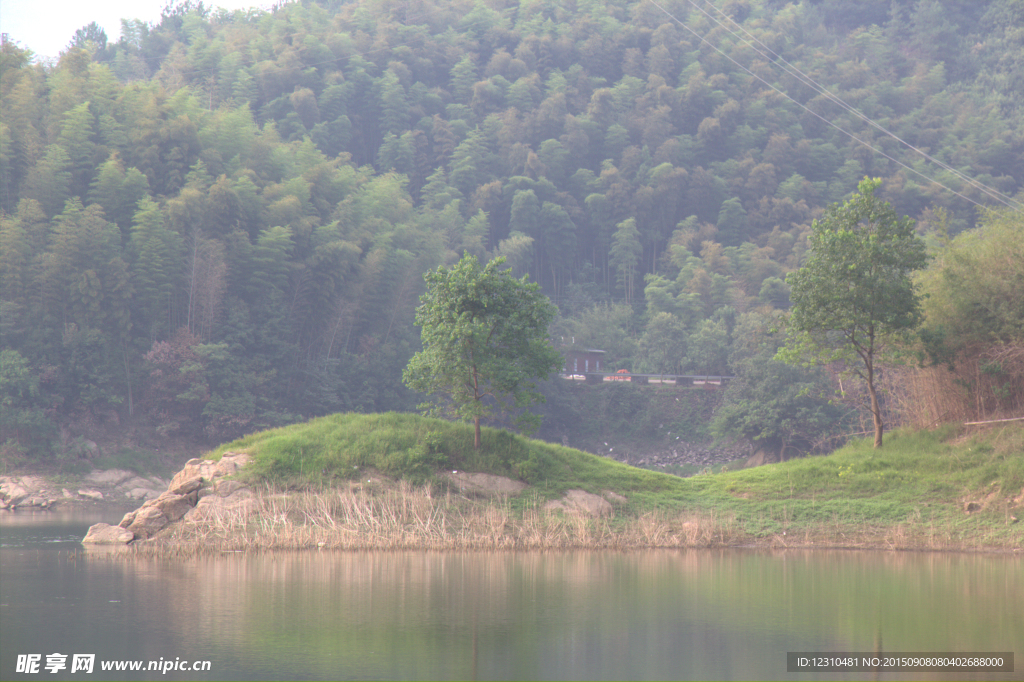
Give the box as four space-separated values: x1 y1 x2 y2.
128 412 1023 552
3 0 1022 460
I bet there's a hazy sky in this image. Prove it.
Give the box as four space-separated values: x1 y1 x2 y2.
0 0 272 61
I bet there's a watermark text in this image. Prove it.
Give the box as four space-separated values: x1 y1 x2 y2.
787 652 1013 673
16 654 211 675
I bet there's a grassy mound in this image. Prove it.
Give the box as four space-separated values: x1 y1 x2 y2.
703 424 1024 546
211 412 681 498
206 413 1024 550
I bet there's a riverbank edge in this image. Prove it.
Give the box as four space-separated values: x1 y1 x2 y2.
74 451 1022 556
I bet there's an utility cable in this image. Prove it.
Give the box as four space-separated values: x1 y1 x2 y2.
689 0 1021 211
644 0 1019 211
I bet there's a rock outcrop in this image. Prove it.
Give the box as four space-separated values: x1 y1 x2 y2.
0 469 171 510
446 471 528 497
543 489 615 518
1 476 58 509
1 471 171 512
83 452 251 545
80 451 630 546
188 485 257 520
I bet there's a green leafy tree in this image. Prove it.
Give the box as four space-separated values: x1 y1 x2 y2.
688 316 730 375
915 206 1024 417
404 255 561 448
778 178 928 448
57 101 96 199
450 55 478 104
22 146 71 218
713 311 846 461
129 197 184 341
918 205 1024 350
637 312 689 375
0 349 55 457
610 218 642 306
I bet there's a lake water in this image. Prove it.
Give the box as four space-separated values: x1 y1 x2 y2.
1 509 1020 681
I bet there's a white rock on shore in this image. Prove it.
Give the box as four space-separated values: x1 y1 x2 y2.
1 476 56 509
82 522 134 545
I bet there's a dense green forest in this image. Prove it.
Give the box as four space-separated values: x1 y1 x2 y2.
1 0 1022 462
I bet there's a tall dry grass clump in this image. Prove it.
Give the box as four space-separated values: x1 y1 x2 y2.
123 481 741 557
884 343 1024 428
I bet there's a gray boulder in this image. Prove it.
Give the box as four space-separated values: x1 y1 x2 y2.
90 451 251 545
83 523 134 545
125 505 169 539
168 452 250 493
188 488 256 520
126 488 160 500
148 491 195 522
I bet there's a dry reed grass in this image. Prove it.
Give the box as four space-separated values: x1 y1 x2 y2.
107 458 1022 559
117 481 746 557
882 343 1024 429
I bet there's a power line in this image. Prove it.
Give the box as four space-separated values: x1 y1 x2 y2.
645 0 1022 212
60 0 1023 213
691 0 1022 211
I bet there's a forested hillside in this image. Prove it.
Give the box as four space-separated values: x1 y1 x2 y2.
2 0 1022 461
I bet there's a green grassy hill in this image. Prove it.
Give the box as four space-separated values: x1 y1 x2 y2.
209 413 1024 551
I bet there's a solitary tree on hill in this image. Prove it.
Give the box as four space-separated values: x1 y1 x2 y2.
778 178 928 448
404 254 562 448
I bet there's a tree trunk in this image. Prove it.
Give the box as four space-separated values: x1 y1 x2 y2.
867 361 884 448
472 358 482 448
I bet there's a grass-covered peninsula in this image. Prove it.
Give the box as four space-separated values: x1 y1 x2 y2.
138 412 1024 554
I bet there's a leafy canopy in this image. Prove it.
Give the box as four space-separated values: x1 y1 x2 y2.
778 177 928 447
403 255 562 448
712 311 846 459
918 205 1024 351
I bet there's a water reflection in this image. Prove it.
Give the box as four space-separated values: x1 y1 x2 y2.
1 522 1020 680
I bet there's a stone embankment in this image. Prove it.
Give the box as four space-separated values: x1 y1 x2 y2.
82 453 252 545
0 470 169 511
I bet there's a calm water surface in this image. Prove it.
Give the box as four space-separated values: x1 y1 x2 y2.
1 509 1020 681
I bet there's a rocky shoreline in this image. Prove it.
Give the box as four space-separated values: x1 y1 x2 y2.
82 453 253 545
80 453 629 548
0 438 750 516
0 470 169 512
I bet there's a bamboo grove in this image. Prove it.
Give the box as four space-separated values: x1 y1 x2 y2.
1 0 1022 459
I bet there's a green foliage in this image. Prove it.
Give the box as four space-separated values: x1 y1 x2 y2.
610 218 642 305
918 206 1024 351
779 178 928 447
89 446 167 476
1 0 1021 458
215 412 1024 547
637 312 689 375
712 311 847 458
552 303 638 370
0 350 55 457
218 411 689 495
404 255 562 447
